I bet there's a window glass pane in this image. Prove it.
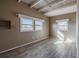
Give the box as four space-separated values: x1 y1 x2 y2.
20 17 33 32
21 17 33 25
35 26 42 30
35 20 44 31
56 19 69 31
20 25 33 32
58 21 68 26
35 20 43 26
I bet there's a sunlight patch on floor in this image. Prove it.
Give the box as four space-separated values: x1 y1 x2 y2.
54 38 74 44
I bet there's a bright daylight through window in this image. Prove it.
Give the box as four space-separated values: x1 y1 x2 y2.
19 14 44 32
56 19 69 31
35 20 44 31
20 17 33 32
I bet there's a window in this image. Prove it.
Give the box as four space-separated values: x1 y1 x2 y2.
19 14 44 32
20 17 33 32
35 20 44 31
56 19 69 31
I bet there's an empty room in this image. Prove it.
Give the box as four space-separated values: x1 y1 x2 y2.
0 0 79 58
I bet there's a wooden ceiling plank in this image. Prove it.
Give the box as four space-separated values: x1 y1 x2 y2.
30 0 41 8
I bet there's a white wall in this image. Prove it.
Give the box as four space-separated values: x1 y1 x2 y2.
76 0 79 57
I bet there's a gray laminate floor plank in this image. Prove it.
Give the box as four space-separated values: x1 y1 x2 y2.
0 38 76 58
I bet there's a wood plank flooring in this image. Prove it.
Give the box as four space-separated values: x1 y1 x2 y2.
0 38 76 58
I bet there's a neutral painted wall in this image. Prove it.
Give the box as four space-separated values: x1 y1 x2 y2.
50 13 76 42
76 0 79 57
0 0 49 52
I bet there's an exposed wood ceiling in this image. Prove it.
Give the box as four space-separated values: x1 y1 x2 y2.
19 0 77 17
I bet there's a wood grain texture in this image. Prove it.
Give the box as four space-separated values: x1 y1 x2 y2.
0 38 76 58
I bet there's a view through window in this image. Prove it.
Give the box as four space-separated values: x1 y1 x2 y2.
56 19 69 31
35 20 44 31
19 14 44 32
20 17 33 32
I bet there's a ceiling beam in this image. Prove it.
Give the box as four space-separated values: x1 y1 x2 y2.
38 0 75 12
30 0 41 8
47 1 76 13
44 4 77 17
38 0 65 12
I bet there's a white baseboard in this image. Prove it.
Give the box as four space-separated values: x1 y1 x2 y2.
0 37 48 54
